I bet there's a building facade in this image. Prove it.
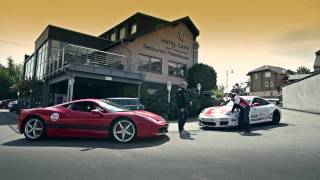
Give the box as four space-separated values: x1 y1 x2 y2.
247 65 287 97
22 12 199 107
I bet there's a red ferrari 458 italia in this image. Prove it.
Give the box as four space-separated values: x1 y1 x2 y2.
17 99 168 143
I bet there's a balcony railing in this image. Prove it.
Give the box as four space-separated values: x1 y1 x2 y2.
46 44 140 78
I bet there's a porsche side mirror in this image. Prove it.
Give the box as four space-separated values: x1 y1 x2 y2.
251 103 260 107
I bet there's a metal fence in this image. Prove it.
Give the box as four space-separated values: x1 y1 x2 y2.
46 44 139 78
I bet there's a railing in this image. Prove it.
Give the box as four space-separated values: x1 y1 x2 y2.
46 44 141 78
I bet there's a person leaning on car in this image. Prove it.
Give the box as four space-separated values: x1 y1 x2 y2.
231 92 251 133
176 82 191 135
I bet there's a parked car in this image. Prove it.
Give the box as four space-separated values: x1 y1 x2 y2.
8 100 18 112
0 99 15 109
198 96 281 128
17 99 168 143
107 97 145 110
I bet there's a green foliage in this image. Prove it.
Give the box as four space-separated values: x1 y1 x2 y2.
187 63 217 91
0 57 22 99
296 66 311 74
141 86 215 121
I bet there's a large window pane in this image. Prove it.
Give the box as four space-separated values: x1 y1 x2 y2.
150 57 161 72
168 61 186 77
138 54 162 73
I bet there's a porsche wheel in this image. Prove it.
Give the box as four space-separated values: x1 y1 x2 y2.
23 118 46 140
111 119 136 143
272 110 281 124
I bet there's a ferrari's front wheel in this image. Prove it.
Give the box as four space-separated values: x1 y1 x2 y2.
111 119 136 143
23 118 46 141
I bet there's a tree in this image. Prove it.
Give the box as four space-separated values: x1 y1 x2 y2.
0 57 22 99
187 63 217 91
296 66 310 74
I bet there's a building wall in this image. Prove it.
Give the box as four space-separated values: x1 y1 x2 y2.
250 70 283 96
107 23 196 85
283 73 320 114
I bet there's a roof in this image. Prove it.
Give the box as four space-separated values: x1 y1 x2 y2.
287 74 310 81
101 13 199 50
247 65 286 75
35 25 112 50
314 50 320 69
99 12 169 38
285 70 320 86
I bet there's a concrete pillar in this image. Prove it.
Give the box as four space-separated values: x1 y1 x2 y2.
67 76 75 102
137 83 142 98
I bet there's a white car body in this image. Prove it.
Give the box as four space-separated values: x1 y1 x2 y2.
198 96 281 128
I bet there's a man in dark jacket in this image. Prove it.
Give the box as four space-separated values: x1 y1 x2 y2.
176 82 190 134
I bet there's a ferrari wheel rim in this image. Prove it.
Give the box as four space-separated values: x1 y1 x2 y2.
113 120 135 143
24 119 44 140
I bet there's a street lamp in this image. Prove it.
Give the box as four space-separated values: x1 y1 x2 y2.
167 82 172 121
226 69 234 94
197 83 201 95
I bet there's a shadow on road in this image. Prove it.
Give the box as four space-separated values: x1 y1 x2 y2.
200 122 293 135
2 135 170 150
0 110 17 126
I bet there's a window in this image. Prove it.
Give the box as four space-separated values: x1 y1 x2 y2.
110 32 116 41
168 61 187 77
265 81 269 87
265 72 271 77
130 23 137 34
270 81 274 87
25 55 35 80
252 98 270 106
119 27 126 40
36 42 48 80
254 73 258 79
66 101 103 112
138 54 162 73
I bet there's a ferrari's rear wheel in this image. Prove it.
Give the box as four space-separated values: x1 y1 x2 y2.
24 118 45 140
272 110 281 124
112 119 136 143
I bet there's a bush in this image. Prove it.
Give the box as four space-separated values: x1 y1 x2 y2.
141 86 216 121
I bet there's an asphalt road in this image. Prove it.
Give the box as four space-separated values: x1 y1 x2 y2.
0 109 320 180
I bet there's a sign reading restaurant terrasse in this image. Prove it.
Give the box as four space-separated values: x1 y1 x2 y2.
143 38 190 60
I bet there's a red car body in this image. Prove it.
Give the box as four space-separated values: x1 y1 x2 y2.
17 99 168 141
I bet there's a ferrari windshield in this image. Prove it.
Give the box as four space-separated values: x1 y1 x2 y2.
99 99 129 112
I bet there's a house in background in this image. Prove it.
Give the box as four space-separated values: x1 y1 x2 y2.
247 65 288 97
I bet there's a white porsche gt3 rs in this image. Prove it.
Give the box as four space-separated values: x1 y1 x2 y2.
198 96 281 128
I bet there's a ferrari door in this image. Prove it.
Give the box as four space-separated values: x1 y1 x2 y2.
48 101 109 137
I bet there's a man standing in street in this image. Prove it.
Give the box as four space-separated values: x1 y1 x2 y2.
231 92 251 133
176 82 189 135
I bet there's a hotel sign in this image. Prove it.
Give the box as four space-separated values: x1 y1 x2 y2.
142 38 190 60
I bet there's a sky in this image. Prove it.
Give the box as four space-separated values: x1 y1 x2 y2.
0 0 319 90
